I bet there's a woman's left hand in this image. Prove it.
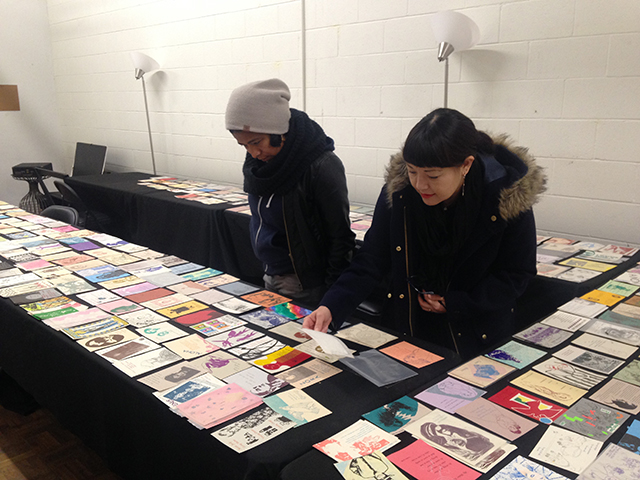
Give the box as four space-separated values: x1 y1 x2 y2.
418 293 446 313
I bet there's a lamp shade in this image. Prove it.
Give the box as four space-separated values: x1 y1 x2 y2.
431 11 480 61
130 52 160 78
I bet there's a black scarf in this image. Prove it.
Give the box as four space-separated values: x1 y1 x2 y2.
243 109 334 196
408 159 484 293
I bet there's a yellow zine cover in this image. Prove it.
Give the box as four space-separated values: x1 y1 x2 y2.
511 370 587 407
580 289 625 307
558 258 615 272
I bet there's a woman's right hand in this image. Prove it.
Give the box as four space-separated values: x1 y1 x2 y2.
302 306 332 332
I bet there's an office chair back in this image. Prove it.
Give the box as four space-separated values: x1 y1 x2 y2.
40 205 80 226
53 180 111 232
72 143 108 176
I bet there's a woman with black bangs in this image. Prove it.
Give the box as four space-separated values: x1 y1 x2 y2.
304 108 547 359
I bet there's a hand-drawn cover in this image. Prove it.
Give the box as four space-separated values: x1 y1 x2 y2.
224 367 288 398
177 383 262 429
95 336 160 362
513 323 573 349
363 395 431 434
212 406 294 453
113 347 182 377
336 323 397 349
214 297 260 314
415 377 485 414
167 281 208 296
156 300 208 319
189 350 251 379
380 341 443 369
456 397 537 441
77 328 140 352
553 345 624 375
554 397 628 441
263 388 331 426
614 359 640 386
489 455 570 480
61 316 129 340
583 320 640 347
335 451 409 480
572 333 638 359
96 298 142 315
387 440 480 480
269 321 312 343
118 308 167 328
314 419 399 461
239 309 290 329
137 321 189 343
577 443 640 480
205 325 263 349
533 357 607 390
511 370 587 407
590 378 640 415
138 361 205 391
275 358 342 389
240 290 290 307
448 356 516 388
529 425 602 475
163 333 219 359
618 418 640 455
190 289 232 305
228 336 286 361
484 340 547 369
489 385 567 424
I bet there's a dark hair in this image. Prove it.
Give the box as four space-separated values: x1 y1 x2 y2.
269 134 283 147
402 108 494 168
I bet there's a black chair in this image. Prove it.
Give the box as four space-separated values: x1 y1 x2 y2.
40 205 80 226
53 180 111 232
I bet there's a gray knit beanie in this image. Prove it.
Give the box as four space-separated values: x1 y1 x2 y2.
225 78 291 134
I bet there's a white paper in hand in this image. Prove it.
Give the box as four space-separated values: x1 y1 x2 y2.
302 328 354 358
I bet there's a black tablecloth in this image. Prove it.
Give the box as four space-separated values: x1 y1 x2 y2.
66 173 263 284
0 296 460 480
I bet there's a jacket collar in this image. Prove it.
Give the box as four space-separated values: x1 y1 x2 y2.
384 134 547 221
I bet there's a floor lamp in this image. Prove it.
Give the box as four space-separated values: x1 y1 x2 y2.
430 11 480 108
130 52 160 175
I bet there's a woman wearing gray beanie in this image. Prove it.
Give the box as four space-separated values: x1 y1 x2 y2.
225 78 355 305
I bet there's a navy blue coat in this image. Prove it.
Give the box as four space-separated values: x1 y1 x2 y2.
321 138 546 359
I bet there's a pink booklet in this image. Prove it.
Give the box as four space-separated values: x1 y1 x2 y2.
177 383 262 429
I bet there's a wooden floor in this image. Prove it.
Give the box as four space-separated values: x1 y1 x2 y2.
0 405 122 480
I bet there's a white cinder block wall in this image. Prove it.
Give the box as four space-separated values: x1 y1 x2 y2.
27 0 640 244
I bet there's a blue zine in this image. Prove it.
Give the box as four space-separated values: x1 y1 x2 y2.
485 340 547 369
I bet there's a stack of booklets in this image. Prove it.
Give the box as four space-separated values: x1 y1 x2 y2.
176 383 262 429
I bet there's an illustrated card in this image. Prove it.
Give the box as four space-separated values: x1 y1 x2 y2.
448 356 516 388
415 377 485 414
94 336 160 362
484 340 547 369
265 302 311 320
456 397 537 441
77 328 140 352
405 409 513 473
76 289 122 306
228 336 287 361
556 267 601 283
488 455 570 480
112 347 182 377
387 440 480 480
572 333 638 359
617 271 640 287
379 341 444 368
598 279 639 297
211 406 294 453
152 373 225 408
239 308 290 329
189 350 251 379
533 357 607 390
590 378 640 414
195 273 238 288
558 297 609 318
137 361 205 391
578 443 640 480
166 280 209 296
136 321 189 343
275 358 342 389
156 300 208 319
582 320 640 346
541 311 592 332
513 323 573 348
240 290 290 307
180 267 221 281
172 308 225 326
263 388 331 426
96 298 142 316
335 323 398 348
489 385 567 424
61 316 129 340
614 359 640 386
250 346 310 373
269 321 312 343
336 451 409 480
554 397 628 441
314 419 399 461
163 333 220 359
190 314 246 336
511 370 587 407
117 308 167 328
618 418 640 455
225 367 289 398
529 425 602 475
553 345 624 375
205 325 263 350
362 395 431 435
213 297 259 314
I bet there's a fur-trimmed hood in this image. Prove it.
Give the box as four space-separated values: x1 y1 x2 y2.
384 134 547 221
